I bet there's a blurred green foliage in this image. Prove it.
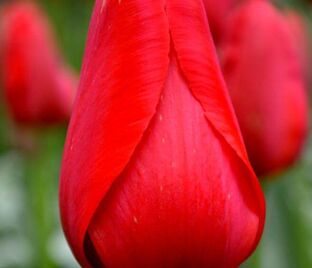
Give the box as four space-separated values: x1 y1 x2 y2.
0 0 311 268
0 1 93 267
40 0 94 70
243 140 312 268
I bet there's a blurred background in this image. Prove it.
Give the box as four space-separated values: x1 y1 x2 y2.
0 0 311 267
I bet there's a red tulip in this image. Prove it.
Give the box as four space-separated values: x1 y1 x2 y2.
0 2 76 125
60 1 265 267
203 0 240 42
220 0 309 176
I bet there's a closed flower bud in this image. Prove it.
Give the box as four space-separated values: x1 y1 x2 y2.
0 2 76 126
60 1 265 267
220 0 309 176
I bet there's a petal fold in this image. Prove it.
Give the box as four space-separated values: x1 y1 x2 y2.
166 0 265 257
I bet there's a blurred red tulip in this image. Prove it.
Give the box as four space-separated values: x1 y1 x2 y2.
285 10 310 79
221 0 309 177
0 2 76 126
203 0 240 42
60 1 265 267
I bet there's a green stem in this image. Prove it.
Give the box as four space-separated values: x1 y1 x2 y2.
22 130 60 268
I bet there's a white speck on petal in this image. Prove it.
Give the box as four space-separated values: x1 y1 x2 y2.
160 185 163 192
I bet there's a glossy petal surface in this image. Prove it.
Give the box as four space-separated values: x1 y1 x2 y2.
88 54 261 268
221 0 309 176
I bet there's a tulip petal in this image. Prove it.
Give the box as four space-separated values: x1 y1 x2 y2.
60 0 169 266
166 0 265 257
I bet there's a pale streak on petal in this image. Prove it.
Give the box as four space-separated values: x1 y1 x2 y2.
160 185 164 192
100 0 106 13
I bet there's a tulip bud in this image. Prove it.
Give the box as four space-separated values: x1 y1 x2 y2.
0 2 77 126
60 1 265 267
220 0 309 176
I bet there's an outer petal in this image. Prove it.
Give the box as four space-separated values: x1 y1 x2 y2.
166 0 265 258
59 0 169 266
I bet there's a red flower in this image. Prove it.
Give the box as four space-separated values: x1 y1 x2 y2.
60 1 265 267
203 0 239 42
0 2 76 125
221 0 309 176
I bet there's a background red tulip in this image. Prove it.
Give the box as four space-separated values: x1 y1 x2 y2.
0 2 76 126
220 0 309 177
203 0 240 42
60 0 265 267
